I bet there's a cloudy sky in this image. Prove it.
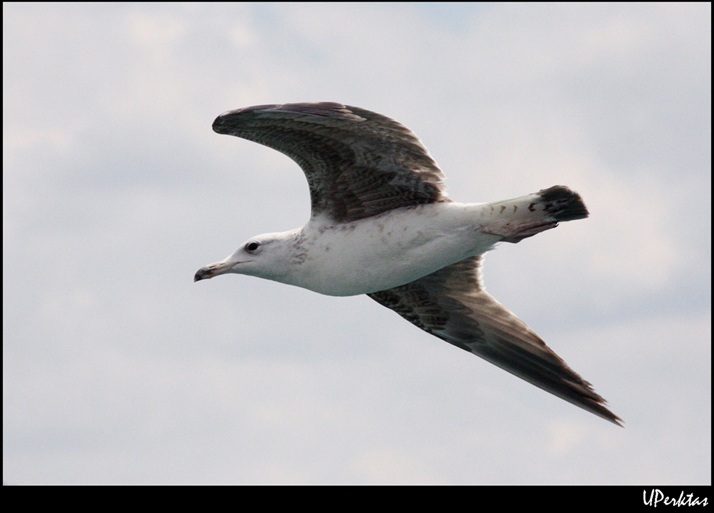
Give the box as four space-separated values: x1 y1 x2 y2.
3 2 710 485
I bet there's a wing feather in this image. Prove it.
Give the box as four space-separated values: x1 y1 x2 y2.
368 257 622 425
212 102 449 222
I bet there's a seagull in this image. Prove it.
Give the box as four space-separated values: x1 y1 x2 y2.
195 102 622 426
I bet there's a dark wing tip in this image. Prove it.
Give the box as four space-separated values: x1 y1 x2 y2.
212 102 364 135
212 104 277 134
557 376 623 427
600 406 625 427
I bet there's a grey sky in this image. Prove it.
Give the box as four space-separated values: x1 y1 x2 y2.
3 2 710 484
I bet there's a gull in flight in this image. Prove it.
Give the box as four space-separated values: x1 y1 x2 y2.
195 102 622 426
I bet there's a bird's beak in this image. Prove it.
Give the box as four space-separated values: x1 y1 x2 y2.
194 261 233 282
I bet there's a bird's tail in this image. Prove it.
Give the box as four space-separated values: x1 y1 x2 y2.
481 185 588 243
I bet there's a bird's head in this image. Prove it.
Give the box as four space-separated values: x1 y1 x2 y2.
194 232 296 283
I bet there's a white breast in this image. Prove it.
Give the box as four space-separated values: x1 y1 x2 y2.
284 203 500 296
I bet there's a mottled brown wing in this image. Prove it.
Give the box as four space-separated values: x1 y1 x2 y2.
212 102 449 222
368 256 622 425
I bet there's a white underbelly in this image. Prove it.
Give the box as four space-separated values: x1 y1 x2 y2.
290 204 499 296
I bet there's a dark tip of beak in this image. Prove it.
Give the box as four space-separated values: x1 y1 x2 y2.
194 268 211 282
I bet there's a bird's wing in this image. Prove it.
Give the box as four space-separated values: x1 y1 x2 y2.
212 102 449 222
368 256 622 425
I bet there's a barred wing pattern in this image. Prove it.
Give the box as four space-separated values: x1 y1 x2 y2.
212 102 449 223
368 257 622 425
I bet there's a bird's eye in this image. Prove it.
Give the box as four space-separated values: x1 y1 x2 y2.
245 241 261 252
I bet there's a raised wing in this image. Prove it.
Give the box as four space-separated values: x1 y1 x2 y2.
212 102 449 222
